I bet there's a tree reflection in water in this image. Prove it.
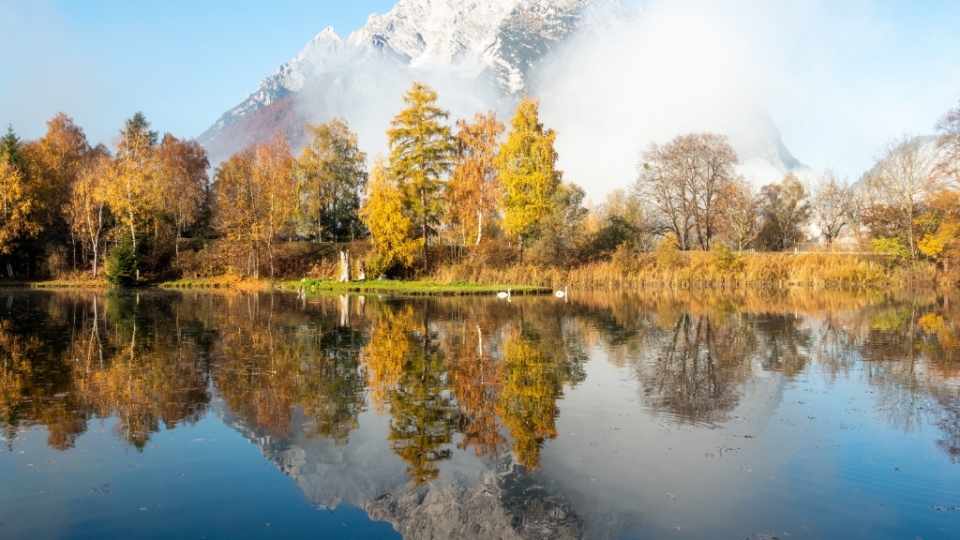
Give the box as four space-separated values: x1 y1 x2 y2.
1 288 959 481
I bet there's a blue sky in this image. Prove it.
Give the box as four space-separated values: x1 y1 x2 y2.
1 0 959 187
0 0 397 144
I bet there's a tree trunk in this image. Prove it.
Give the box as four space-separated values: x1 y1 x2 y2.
339 250 351 283
476 209 483 245
357 259 366 281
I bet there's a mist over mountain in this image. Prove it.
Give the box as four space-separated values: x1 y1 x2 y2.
199 0 802 199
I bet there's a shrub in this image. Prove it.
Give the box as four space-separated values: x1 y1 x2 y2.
105 236 140 286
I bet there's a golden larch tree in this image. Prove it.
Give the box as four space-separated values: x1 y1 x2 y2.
359 157 423 276
387 81 456 269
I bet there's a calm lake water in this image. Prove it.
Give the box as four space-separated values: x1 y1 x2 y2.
1 289 958 539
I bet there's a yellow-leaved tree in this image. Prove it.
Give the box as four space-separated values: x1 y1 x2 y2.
155 134 209 260
107 112 160 260
387 82 456 270
359 157 422 276
1 127 37 257
213 134 296 278
918 189 960 273
497 97 562 258
0 156 38 255
65 151 112 277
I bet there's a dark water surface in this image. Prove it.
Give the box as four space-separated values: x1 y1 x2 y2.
1 289 958 539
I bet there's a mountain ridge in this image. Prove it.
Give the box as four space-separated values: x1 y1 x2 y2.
198 0 631 149
197 0 803 197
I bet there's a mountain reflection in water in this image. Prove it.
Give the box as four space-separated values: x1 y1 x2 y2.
1 289 959 539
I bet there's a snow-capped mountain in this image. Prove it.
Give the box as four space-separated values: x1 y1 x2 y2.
198 0 629 149
198 0 803 199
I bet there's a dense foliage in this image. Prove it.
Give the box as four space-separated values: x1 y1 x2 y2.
2 92 960 284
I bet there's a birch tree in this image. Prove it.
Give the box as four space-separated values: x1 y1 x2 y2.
448 111 504 246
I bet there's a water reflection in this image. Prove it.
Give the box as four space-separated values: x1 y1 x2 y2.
2 288 959 529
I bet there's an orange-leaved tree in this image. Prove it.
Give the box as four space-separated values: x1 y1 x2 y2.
447 111 505 247
213 134 296 278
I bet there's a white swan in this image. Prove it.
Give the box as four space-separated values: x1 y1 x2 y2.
554 286 568 298
497 288 511 299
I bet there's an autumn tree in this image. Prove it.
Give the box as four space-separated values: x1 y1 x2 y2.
715 177 760 253
296 118 367 242
22 113 93 239
497 97 562 256
811 170 857 244
863 135 941 259
213 134 296 278
387 82 456 269
634 133 740 251
155 134 209 259
757 173 811 251
0 148 39 255
105 112 160 280
936 100 960 182
447 111 505 247
917 189 960 272
359 158 423 276
65 151 112 277
580 188 655 260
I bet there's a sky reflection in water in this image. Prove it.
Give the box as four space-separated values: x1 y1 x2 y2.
0 289 958 539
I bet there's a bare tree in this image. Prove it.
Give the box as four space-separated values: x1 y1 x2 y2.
811 170 857 244
716 177 760 253
863 135 941 259
634 133 739 250
936 100 960 184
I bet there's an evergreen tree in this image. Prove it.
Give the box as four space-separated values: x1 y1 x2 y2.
387 82 456 270
0 125 25 173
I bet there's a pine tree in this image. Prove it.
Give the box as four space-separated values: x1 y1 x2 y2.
387 82 456 270
497 97 562 257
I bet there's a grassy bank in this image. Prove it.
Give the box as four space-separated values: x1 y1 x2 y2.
279 279 551 296
15 251 948 294
159 276 549 296
436 252 942 290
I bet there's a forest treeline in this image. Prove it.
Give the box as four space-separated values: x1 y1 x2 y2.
2 82 960 285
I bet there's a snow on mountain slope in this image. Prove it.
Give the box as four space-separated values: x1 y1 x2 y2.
199 0 627 146
198 0 803 199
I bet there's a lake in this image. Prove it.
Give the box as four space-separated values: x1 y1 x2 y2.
1 289 958 539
